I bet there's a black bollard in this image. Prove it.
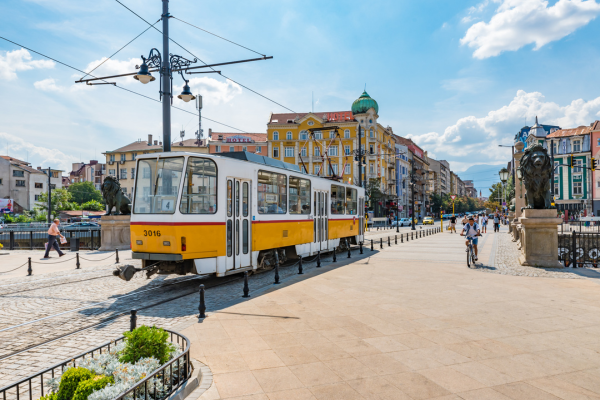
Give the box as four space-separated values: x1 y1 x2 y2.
130 309 137 331
360 242 363 254
243 271 250 297
388 236 391 247
333 247 337 262
317 251 321 268
274 251 280 284
371 239 374 251
198 284 206 319
395 235 397 244
348 246 351 258
76 253 80 269
298 256 303 274
27 257 32 276
380 238 383 249
401 234 404 243
115 249 119 264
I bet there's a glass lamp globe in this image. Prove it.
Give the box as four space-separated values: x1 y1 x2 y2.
178 83 196 102
133 62 155 84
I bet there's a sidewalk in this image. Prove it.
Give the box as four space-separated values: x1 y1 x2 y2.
181 228 600 400
0 249 132 279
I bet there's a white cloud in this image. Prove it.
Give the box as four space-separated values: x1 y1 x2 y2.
409 90 600 168
34 78 64 92
187 77 242 104
0 131 75 172
77 57 142 84
461 0 600 59
0 48 55 80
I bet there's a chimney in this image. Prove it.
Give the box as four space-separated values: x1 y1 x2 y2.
154 140 158 145
148 134 153 145
209 128 212 138
37 166 41 170
159 141 162 146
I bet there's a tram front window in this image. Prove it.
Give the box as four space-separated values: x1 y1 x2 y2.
133 157 184 214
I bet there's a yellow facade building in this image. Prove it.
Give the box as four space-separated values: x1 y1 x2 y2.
267 91 396 195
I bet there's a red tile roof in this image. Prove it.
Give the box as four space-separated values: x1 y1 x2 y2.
591 120 600 131
546 126 593 138
269 111 355 124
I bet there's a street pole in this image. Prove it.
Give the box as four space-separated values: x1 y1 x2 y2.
47 167 52 223
358 125 362 188
161 0 171 152
411 158 416 231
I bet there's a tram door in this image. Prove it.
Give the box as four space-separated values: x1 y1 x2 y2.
226 178 252 271
313 191 329 251
359 197 365 237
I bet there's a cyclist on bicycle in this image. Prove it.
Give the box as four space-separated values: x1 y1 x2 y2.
460 216 481 261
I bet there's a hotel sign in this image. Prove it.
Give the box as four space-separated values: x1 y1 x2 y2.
225 135 254 143
326 111 353 122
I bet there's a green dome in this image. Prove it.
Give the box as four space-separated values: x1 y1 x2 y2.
351 90 378 115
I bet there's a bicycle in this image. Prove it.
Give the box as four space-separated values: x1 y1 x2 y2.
465 236 480 268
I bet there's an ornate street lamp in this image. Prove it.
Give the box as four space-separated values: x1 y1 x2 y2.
499 168 509 183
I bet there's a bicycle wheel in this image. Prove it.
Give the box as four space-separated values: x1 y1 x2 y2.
467 246 471 267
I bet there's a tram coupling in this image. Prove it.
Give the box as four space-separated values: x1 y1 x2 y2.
113 264 140 281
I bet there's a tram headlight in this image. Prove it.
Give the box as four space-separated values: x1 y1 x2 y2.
163 241 171 246
136 240 143 245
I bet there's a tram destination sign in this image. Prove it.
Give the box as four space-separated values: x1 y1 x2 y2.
225 135 254 143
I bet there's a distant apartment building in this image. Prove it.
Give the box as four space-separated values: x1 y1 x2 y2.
463 180 477 198
0 155 62 211
208 131 268 155
70 160 106 190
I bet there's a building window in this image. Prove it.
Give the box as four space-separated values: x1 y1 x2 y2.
555 182 560 195
273 131 279 140
285 147 294 157
120 169 127 180
256 146 262 153
369 164 374 174
0 178 2 184
314 131 322 139
228 146 234 152
301 147 307 157
132 153 137 161
328 146 338 156
109 154 115 162
286 131 293 140
315 147 320 157
215 145 221 152
369 129 374 138
574 159 583 173
35 183 43 189
552 142 557 154
16 180 25 187
257 170 287 214
330 164 338 175
344 145 351 155
13 170 24 177
120 154 126 161
344 129 350 138
131 168 136 179
300 131 307 140
122 187 127 194
344 164 351 175
50 184 56 189
242 146 247 151
370 145 374 154
307 121 314 126
35 195 40 201
597 181 600 188
573 181 582 195
573 140 581 152
329 130 335 138
273 147 279 158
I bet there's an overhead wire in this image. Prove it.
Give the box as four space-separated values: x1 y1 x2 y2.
79 19 161 81
113 0 297 113
0 36 248 133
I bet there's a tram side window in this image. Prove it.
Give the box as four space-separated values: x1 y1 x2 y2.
257 170 287 214
180 158 217 214
289 176 311 214
134 157 184 214
346 188 357 215
330 185 345 214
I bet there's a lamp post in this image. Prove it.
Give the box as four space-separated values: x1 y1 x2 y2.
499 168 509 215
195 94 203 146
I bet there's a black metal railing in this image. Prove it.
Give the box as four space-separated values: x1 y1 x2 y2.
558 231 600 268
560 221 600 233
0 227 101 250
0 329 190 400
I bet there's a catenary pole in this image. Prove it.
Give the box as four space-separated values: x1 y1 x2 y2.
47 167 52 222
162 0 171 152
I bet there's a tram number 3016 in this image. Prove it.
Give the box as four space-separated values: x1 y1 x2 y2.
143 230 162 237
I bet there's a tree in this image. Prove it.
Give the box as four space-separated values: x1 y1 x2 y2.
366 178 383 211
81 200 105 211
36 189 78 217
68 181 103 205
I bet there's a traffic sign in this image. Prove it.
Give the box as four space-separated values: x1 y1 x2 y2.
450 195 456 201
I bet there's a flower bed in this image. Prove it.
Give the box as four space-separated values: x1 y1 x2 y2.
0 326 191 400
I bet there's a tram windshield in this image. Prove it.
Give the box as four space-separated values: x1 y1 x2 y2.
133 157 184 214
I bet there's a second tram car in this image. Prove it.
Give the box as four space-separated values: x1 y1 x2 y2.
125 151 365 279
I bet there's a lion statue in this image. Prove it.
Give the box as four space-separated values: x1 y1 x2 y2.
101 176 131 215
518 143 554 210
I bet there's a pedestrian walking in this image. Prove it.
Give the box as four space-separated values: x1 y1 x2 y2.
449 214 457 233
482 214 488 233
493 213 500 232
43 218 65 258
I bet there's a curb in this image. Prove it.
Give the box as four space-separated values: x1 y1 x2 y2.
167 358 212 400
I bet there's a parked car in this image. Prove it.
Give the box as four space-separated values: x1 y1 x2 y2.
62 221 100 231
392 218 412 227
423 217 434 225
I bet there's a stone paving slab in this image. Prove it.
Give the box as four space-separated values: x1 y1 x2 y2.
179 227 600 400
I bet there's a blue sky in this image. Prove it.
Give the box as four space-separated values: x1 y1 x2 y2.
2 0 600 194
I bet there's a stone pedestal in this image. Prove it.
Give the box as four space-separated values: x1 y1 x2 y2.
518 209 562 268
99 215 131 251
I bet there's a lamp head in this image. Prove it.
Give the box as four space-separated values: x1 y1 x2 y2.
133 61 155 84
178 83 196 102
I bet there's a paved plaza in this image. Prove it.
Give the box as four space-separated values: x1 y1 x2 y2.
2 226 600 399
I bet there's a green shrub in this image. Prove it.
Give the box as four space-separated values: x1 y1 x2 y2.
40 392 58 400
72 375 113 400
57 368 94 400
119 325 175 365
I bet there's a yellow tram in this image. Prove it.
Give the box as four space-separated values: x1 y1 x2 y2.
126 151 365 278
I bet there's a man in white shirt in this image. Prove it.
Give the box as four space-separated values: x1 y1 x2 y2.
461 216 481 261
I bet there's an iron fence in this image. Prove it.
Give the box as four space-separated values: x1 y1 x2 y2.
560 221 600 233
0 329 191 400
0 228 101 250
558 231 600 268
